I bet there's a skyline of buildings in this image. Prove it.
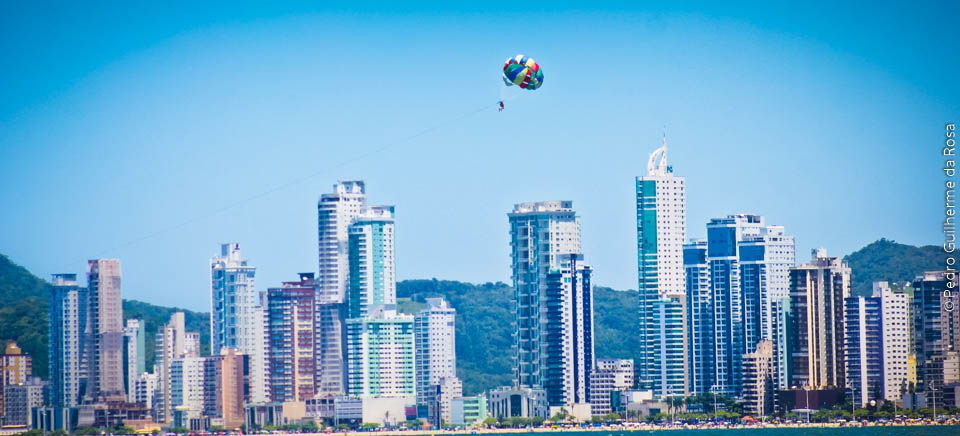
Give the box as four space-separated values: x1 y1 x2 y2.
22 142 960 432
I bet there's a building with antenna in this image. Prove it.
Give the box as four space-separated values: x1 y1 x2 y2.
635 138 688 397
210 243 268 405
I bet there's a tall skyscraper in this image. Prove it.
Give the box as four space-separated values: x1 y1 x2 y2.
543 254 595 407
508 201 580 390
318 181 368 302
316 181 367 396
740 224 795 366
843 282 910 407
685 214 794 396
264 273 317 403
509 201 594 409
787 249 851 390
123 319 146 403
414 297 461 425
347 206 396 319
86 259 125 402
636 140 688 397
345 307 415 398
683 240 711 395
49 273 87 407
844 295 882 407
210 243 268 404
913 271 960 408
876 282 910 403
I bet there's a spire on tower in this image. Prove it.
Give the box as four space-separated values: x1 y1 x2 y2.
646 134 669 176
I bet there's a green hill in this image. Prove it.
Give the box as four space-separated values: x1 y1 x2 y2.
843 238 950 297
0 254 51 378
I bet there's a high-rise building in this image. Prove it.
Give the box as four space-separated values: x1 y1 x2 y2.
347 206 396 319
741 341 775 418
740 223 795 387
543 253 595 407
414 298 460 425
508 201 581 391
636 140 688 397
316 181 367 396
49 273 87 407
345 307 415 398
684 214 794 396
913 271 960 408
588 359 633 415
318 180 368 303
264 273 317 403
0 342 32 424
203 348 247 430
844 294 883 407
648 297 688 397
123 319 146 403
86 259 125 402
844 282 910 407
787 249 851 390
683 240 711 395
170 356 205 417
210 243 268 404
155 312 200 424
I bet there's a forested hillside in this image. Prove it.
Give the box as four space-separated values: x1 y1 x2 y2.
843 238 947 297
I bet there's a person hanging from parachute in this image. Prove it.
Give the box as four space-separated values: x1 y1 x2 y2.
499 54 543 112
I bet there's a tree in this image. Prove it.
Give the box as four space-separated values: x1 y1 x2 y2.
405 419 424 430
481 417 497 427
550 408 570 422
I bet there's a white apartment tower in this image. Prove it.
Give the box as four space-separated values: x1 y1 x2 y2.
508 201 581 390
210 243 268 404
316 181 367 396
414 298 462 425
414 298 458 401
876 282 910 403
844 281 910 406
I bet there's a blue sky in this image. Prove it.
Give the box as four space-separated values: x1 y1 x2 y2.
1 2 957 311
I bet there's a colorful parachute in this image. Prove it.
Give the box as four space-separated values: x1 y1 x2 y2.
502 54 544 90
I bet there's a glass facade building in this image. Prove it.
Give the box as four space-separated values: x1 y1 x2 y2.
636 140 688 397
